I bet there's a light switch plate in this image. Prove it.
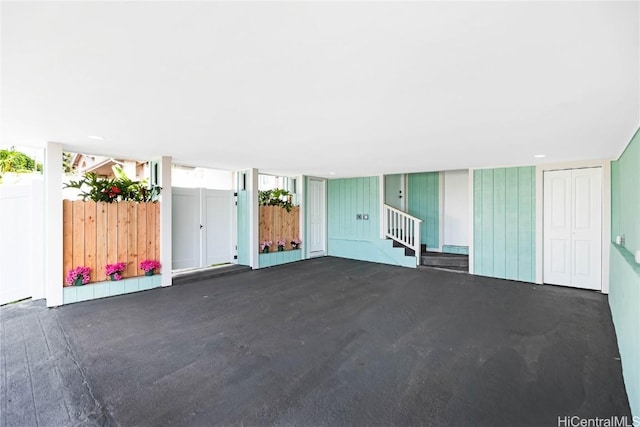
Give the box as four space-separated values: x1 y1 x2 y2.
356 214 363 220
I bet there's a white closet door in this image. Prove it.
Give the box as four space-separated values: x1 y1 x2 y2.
543 168 601 290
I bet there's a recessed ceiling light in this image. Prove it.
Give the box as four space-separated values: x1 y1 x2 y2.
329 172 336 175
534 154 546 158
87 135 105 140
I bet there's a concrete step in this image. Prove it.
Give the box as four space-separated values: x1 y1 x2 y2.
172 264 251 285
421 252 469 269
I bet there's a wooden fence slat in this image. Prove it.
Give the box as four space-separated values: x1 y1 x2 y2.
107 203 118 267
117 203 129 277
72 201 85 270
154 202 160 265
95 203 108 281
63 200 73 283
127 202 138 277
84 201 97 282
147 203 156 267
137 203 148 269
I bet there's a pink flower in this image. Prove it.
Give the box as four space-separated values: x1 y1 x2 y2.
65 266 92 286
139 259 161 272
105 262 126 276
113 273 122 281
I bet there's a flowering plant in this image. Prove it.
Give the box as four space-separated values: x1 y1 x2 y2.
140 259 161 273
277 238 286 250
65 266 91 286
105 262 126 280
260 240 272 252
291 238 302 249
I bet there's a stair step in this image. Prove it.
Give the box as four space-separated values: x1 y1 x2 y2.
172 264 251 285
421 252 469 268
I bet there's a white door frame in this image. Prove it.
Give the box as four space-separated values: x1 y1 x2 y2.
306 177 327 258
536 159 611 293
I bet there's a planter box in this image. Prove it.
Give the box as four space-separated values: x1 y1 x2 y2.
259 249 302 268
63 275 161 305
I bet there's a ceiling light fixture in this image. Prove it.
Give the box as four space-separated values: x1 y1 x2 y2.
534 154 546 158
329 172 336 175
87 135 105 140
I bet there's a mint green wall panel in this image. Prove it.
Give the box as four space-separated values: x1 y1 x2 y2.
407 172 439 248
237 171 251 266
610 245 640 417
613 129 640 255
504 167 520 280
473 166 535 283
493 168 507 278
609 128 640 418
442 245 469 255
327 177 415 268
517 167 535 281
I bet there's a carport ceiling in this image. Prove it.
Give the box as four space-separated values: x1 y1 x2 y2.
1 1 638 178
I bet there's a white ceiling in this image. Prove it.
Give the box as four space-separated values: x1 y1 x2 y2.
1 1 638 178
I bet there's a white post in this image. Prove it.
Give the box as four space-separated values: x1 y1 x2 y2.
32 177 45 300
155 156 173 286
44 142 63 307
249 168 259 269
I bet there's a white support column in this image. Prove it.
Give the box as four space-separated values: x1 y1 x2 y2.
44 142 63 307
379 175 385 239
156 156 173 286
468 168 474 275
297 174 307 260
249 168 259 269
32 177 45 300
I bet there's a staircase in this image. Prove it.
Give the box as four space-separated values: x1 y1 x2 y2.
391 241 469 272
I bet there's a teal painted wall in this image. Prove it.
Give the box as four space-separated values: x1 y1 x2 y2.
609 129 640 418
259 249 302 268
407 172 439 248
328 177 415 268
473 167 535 282
237 171 251 266
612 129 640 256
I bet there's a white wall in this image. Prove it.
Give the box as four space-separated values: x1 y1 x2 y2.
0 177 44 304
443 170 469 247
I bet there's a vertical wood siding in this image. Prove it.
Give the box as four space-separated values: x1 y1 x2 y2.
407 172 439 249
259 206 300 250
63 201 160 283
473 166 535 282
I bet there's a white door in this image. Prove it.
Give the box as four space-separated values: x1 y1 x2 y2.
172 187 200 270
202 189 234 266
543 168 602 290
173 187 235 270
308 178 326 257
384 174 405 211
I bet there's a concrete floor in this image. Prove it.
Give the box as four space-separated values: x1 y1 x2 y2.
1 257 631 426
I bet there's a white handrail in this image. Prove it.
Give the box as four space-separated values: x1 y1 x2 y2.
383 204 422 266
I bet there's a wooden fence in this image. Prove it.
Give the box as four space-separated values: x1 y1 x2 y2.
63 201 160 283
259 205 300 250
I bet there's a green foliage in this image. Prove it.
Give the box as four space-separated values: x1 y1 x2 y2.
258 188 293 212
62 152 75 174
0 149 41 174
64 165 161 203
